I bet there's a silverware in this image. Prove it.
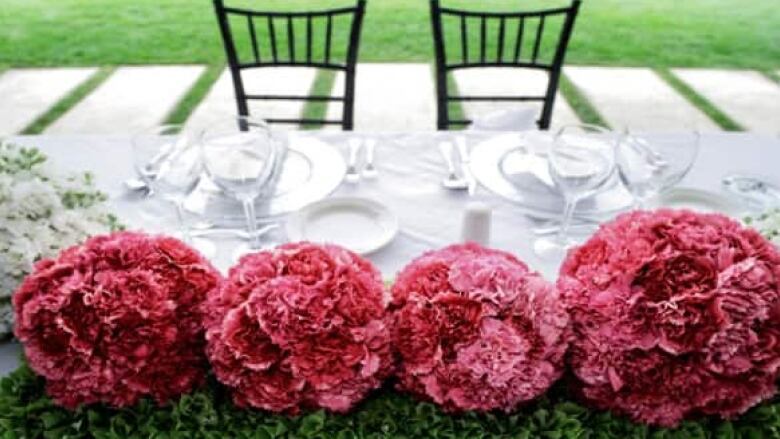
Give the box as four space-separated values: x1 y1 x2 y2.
127 136 189 193
455 136 477 195
532 222 598 236
438 141 468 190
362 138 378 179
124 178 149 192
345 138 363 184
722 174 780 210
191 223 279 240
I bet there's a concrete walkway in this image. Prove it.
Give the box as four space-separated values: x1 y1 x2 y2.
672 69 780 133
352 63 437 132
4 64 779 135
0 68 96 135
323 72 346 131
565 66 720 131
454 68 580 130
47 65 204 134
186 67 317 132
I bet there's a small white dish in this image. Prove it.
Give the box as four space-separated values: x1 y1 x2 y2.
650 187 742 217
286 197 399 254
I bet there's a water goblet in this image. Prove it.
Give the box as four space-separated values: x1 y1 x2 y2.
132 125 215 257
201 116 279 260
534 124 617 261
616 129 700 208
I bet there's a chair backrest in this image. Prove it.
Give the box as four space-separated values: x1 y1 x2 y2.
430 0 581 130
213 0 366 130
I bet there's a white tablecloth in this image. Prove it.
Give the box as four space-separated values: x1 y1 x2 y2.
12 131 780 282
2 131 778 376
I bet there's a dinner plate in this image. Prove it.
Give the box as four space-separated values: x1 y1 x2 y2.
286 197 398 254
469 132 633 219
185 134 346 225
649 187 742 217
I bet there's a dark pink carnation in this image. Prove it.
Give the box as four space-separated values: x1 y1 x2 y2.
391 243 569 413
204 242 393 414
13 231 221 409
559 209 780 427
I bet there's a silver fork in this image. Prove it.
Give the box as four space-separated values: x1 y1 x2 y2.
438 141 468 190
191 223 279 240
362 138 378 179
345 138 363 184
455 136 477 195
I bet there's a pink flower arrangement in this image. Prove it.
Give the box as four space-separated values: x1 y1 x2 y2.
13 231 221 409
204 242 393 414
559 209 780 427
390 243 570 413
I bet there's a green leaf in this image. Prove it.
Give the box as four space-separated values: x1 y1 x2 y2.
2 363 780 438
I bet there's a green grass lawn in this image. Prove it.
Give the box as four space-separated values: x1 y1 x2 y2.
0 0 778 68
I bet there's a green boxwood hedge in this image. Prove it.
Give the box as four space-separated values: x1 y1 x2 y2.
1 359 779 439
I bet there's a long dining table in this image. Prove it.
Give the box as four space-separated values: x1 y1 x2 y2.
2 130 779 375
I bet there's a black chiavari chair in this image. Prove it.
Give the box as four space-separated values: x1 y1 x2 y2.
213 0 366 130
430 0 581 130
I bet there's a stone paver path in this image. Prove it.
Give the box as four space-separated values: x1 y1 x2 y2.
186 67 316 131
322 72 346 131
672 69 780 133
5 63 775 135
323 72 346 131
0 68 96 135
353 63 436 132
454 68 580 130
47 65 204 134
565 66 720 131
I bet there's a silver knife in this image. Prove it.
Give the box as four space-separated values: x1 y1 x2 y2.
455 136 477 196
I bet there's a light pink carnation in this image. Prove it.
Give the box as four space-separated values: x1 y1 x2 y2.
204 242 393 414
13 231 221 409
391 243 569 413
559 209 780 427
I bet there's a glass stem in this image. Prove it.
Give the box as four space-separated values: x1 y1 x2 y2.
173 199 192 244
242 198 261 250
631 196 643 211
557 196 579 244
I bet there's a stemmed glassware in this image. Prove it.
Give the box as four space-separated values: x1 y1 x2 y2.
132 125 215 257
534 124 617 261
201 116 279 260
616 129 700 208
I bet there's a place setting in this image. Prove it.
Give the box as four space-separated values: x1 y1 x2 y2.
450 123 766 263
124 116 400 266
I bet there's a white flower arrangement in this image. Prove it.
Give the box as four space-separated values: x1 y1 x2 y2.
744 208 780 246
0 142 118 338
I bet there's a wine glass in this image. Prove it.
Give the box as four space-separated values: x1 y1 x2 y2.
534 124 617 261
200 116 278 259
616 129 700 208
132 125 215 257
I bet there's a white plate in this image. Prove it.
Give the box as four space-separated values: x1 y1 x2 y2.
469 132 633 219
650 187 742 217
186 134 346 225
286 197 398 254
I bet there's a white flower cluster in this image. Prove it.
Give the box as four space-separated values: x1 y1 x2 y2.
0 142 115 338
745 208 780 247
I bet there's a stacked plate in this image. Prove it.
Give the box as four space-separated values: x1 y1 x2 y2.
186 134 346 226
469 132 743 218
469 133 634 219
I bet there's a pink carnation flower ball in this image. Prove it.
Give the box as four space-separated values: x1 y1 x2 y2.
13 231 221 409
390 243 570 413
204 242 394 414
559 209 780 427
